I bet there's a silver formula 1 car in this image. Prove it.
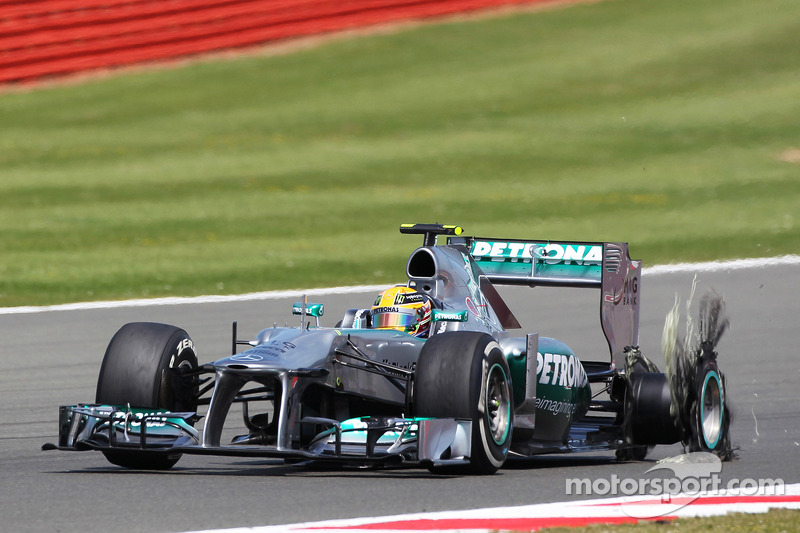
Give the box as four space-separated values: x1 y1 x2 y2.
46 224 731 474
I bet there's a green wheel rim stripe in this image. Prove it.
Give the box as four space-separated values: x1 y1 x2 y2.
700 370 723 449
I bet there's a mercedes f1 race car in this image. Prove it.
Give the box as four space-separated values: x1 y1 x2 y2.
46 224 731 474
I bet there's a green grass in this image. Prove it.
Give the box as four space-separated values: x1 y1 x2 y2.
1 0 798 307
538 508 800 533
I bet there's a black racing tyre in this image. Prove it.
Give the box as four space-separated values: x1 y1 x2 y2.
414 332 512 474
688 360 728 453
95 322 198 469
625 372 681 446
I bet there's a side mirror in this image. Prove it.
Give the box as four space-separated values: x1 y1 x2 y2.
292 302 324 318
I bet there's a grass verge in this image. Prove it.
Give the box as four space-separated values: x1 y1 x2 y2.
539 508 800 532
1 0 798 306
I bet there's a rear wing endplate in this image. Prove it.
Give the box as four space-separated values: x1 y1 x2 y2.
450 236 641 364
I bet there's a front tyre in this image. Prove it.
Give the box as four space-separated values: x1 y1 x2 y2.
415 332 512 474
95 322 198 469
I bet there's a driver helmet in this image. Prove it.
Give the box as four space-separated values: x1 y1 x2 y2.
371 286 433 337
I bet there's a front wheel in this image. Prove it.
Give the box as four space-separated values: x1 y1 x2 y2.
414 332 512 474
95 322 198 469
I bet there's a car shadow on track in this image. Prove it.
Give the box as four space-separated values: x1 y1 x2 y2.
48 459 447 479
48 453 644 480
504 454 620 470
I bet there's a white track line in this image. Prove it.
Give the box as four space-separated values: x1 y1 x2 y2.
2 255 798 315
0 285 388 315
643 254 800 275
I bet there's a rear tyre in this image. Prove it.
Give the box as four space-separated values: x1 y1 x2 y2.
688 361 728 454
415 332 512 474
95 322 198 469
625 372 681 446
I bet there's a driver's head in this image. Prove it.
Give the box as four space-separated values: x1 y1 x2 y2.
371 286 432 337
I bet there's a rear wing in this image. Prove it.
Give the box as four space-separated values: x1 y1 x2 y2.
450 236 641 364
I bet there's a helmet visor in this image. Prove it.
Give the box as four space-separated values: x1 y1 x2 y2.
372 308 418 330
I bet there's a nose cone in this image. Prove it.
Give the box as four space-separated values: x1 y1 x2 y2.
213 328 340 373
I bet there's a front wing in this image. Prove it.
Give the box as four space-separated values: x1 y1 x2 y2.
45 404 473 469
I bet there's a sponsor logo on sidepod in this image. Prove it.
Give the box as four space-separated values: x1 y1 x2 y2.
536 352 588 388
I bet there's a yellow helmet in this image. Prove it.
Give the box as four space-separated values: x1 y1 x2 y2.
371 286 433 337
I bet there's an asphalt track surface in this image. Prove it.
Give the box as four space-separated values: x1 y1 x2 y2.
1 261 798 533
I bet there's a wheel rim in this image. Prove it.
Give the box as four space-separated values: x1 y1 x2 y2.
485 363 511 445
700 370 723 449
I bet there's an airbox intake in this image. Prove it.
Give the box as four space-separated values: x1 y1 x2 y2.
407 247 437 279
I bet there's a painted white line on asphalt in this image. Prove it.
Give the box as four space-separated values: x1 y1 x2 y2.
2 255 798 315
643 254 800 276
0 285 388 315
